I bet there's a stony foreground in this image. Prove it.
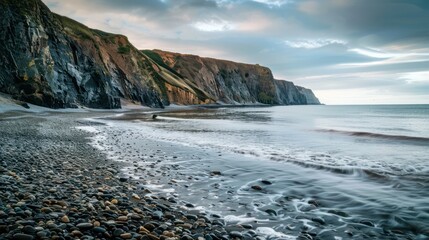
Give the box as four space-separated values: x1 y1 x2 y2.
0 112 260 240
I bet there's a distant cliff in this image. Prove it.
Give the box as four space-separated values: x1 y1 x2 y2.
0 0 319 108
144 50 320 105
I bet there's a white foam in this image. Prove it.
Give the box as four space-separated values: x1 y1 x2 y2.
224 215 258 224
255 227 296 239
76 126 99 133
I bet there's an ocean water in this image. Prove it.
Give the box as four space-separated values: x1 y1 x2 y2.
91 105 429 239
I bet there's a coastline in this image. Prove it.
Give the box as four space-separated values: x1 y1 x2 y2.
1 105 428 240
0 111 270 240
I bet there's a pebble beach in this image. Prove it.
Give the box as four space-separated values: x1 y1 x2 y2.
0 111 260 240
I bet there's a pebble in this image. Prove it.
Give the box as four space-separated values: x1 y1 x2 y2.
230 231 243 238
60 215 70 223
120 232 132 239
359 220 374 227
132 193 141 200
12 233 34 240
265 209 277 216
77 223 94 230
312 217 325 225
71 230 83 237
22 225 36 234
210 171 222 176
261 180 272 185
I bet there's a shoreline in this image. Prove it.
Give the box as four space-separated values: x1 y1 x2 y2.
0 111 267 240
1 107 428 240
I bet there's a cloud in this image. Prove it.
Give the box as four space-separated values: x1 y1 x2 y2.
40 0 429 104
400 71 429 83
284 39 347 49
193 19 234 32
251 0 292 7
337 48 429 67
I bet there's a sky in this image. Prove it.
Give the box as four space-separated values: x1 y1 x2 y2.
41 0 429 104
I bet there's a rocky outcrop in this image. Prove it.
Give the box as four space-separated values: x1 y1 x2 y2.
0 0 319 108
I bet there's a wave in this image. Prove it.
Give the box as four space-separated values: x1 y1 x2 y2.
318 129 429 144
271 156 392 180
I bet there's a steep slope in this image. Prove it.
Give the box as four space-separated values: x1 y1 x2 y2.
296 86 320 105
144 50 320 105
0 0 213 108
0 0 319 108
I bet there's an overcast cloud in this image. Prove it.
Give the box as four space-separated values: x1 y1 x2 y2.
41 0 429 104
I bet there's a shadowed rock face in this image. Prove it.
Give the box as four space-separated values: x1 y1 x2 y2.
0 0 319 108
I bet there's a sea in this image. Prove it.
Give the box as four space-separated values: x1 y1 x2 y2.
87 104 429 239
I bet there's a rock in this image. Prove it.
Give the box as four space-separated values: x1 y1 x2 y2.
132 193 141 200
182 223 193 229
111 199 119 205
71 230 83 237
93 227 106 234
120 233 133 239
12 233 34 240
230 231 243 238
143 223 156 232
22 225 36 234
265 209 277 216
139 226 150 234
60 215 70 223
185 214 198 220
113 229 125 237
251 185 262 191
181 235 193 240
163 231 175 237
119 177 128 182
308 199 320 207
40 207 53 213
261 180 272 185
240 224 253 229
185 203 195 208
76 222 93 230
211 171 222 176
312 217 325 225
36 230 50 238
359 220 374 227
148 233 160 240
327 209 349 217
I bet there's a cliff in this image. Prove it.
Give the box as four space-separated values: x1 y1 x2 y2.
0 0 319 108
146 50 320 105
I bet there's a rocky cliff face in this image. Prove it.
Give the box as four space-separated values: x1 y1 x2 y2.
147 50 320 105
0 0 319 108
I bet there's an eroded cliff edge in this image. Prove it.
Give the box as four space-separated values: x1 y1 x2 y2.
0 0 319 108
